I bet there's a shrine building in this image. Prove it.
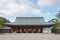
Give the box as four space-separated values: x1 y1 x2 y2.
5 17 55 33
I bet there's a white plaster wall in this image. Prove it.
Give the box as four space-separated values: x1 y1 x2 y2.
43 27 53 33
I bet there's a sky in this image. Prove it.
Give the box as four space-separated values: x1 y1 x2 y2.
0 0 60 22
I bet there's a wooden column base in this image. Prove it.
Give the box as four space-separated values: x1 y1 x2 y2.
37 29 40 33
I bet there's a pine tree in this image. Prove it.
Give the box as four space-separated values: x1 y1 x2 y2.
0 17 10 26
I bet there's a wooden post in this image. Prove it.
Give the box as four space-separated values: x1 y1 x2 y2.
32 29 34 33
37 29 40 33
40 28 43 33
25 29 29 33
10 27 15 33
10 28 14 33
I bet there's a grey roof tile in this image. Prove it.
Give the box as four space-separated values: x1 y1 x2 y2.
5 17 55 25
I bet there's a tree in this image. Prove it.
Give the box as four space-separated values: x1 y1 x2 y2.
48 11 60 33
48 18 58 23
0 17 10 26
56 11 60 19
55 11 60 27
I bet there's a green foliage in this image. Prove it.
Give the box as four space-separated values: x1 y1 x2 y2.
48 18 58 23
49 18 60 33
53 22 60 29
54 11 60 28
56 22 60 26
0 17 10 26
56 11 60 19
49 12 60 33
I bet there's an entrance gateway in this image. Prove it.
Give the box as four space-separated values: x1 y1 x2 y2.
5 17 55 33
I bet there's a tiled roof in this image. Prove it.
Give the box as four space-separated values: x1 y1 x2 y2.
0 26 11 29
5 17 55 26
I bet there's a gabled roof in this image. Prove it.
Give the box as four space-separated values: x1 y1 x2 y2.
0 26 11 29
5 17 55 26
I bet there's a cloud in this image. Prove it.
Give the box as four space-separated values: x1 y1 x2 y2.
0 0 60 22
0 0 42 22
37 0 60 9
1 0 57 16
0 3 28 15
52 0 60 9
0 0 8 10
37 0 52 7
0 0 41 16
43 12 52 17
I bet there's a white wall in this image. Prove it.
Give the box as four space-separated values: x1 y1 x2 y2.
43 27 53 33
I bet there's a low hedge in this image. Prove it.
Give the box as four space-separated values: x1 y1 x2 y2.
52 29 60 34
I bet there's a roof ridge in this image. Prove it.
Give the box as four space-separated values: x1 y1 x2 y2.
16 17 44 19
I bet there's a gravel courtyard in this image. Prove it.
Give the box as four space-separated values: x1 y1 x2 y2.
0 33 60 40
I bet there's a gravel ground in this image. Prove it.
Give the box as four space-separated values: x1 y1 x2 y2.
0 33 60 40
